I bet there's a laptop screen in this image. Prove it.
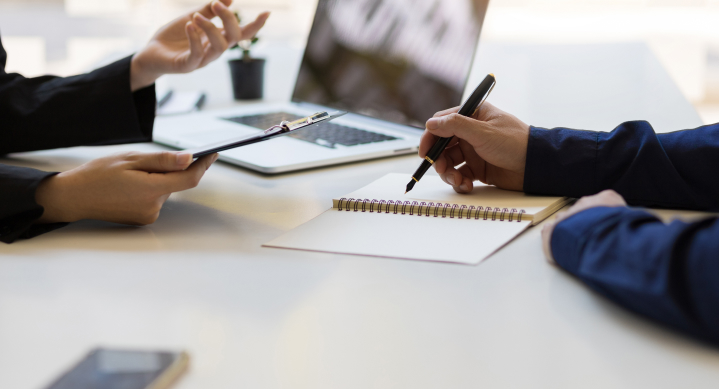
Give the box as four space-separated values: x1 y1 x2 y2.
292 0 489 129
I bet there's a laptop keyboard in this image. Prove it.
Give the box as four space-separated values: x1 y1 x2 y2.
223 112 398 148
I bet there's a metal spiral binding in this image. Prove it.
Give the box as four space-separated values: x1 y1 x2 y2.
361 199 370 212
499 208 508 221
409 201 419 215
401 201 411 215
337 198 525 222
442 203 451 218
449 204 459 218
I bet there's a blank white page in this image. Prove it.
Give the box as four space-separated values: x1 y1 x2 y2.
264 208 530 264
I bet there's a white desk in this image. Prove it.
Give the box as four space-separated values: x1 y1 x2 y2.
2 42 718 389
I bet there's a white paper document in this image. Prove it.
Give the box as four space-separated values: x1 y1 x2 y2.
264 174 571 265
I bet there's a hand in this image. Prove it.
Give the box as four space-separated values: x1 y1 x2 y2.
130 0 270 91
420 102 530 193
35 151 219 225
541 190 627 264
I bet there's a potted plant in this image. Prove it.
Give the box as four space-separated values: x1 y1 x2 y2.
228 12 265 100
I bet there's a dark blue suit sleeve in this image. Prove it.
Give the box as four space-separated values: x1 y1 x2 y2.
524 121 719 211
552 206 719 344
524 121 719 344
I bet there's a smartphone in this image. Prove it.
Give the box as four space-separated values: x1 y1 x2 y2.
44 348 189 389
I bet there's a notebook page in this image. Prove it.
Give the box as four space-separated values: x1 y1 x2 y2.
264 208 530 264
337 173 569 221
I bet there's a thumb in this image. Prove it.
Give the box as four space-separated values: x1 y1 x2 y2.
128 151 194 173
425 113 489 142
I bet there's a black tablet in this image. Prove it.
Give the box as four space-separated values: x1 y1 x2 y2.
188 111 346 158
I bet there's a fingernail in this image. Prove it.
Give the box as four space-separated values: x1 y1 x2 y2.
446 175 455 186
426 118 439 130
459 183 469 191
213 154 219 163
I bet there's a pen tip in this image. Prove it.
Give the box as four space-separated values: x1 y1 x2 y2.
405 179 415 194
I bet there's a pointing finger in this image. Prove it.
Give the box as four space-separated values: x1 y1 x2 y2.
193 12 228 64
425 113 490 144
183 21 204 69
194 0 231 19
239 11 270 41
432 106 460 118
212 0 242 46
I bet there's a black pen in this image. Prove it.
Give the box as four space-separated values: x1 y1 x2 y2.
405 73 496 193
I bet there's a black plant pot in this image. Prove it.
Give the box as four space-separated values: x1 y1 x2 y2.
229 58 265 100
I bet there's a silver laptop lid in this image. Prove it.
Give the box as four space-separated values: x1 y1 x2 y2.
291 0 489 129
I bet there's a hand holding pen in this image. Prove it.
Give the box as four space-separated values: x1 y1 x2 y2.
406 74 496 193
412 75 531 193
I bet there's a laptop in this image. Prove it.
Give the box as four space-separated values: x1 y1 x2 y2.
154 0 489 174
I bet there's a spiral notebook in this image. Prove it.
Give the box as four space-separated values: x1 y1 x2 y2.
264 173 571 265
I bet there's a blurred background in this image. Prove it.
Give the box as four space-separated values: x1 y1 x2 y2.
2 0 719 124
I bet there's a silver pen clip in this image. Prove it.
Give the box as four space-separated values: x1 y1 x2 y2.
264 111 331 135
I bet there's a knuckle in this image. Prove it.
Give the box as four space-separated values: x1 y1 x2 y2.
444 113 460 125
159 151 174 165
216 39 229 52
118 151 139 160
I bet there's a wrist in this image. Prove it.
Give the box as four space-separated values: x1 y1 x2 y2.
130 52 160 92
35 173 81 223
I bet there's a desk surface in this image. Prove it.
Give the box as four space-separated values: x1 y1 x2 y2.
2 42 718 389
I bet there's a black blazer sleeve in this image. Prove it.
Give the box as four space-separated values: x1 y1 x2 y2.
0 166 67 243
0 35 157 243
0 36 156 154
